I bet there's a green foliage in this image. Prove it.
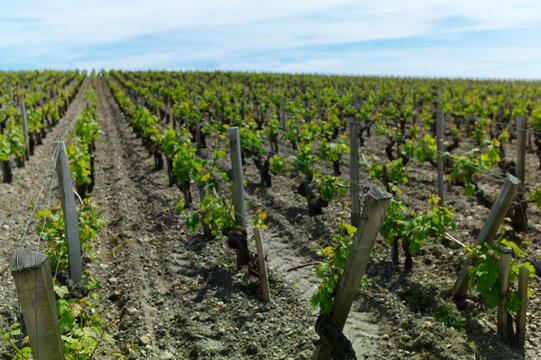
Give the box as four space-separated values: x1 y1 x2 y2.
268 155 289 175
466 223 535 314
0 320 32 359
401 134 437 163
172 145 201 184
311 223 366 314
527 182 541 208
5 122 26 159
161 127 180 158
360 155 383 179
381 194 455 263
253 209 267 229
197 188 235 238
380 198 409 246
34 199 103 273
293 142 317 180
67 143 91 187
447 149 480 196
434 305 465 332
55 286 126 359
180 150 234 238
314 173 347 202
406 194 456 254
239 126 264 158
317 136 349 163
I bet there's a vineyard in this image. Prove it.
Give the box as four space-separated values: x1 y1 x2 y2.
0 70 540 359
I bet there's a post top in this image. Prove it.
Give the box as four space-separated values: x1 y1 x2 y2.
366 187 393 201
500 246 514 255
505 174 521 186
10 247 49 273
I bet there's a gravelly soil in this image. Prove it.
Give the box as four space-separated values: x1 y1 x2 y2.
1 75 540 360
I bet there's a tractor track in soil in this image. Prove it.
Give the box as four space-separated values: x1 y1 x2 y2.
91 77 318 359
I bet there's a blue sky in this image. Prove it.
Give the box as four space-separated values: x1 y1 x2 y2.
1 0 540 78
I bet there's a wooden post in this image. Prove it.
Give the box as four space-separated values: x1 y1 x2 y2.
517 266 529 349
313 188 392 360
452 174 521 299
280 95 287 130
436 110 445 204
228 127 246 228
498 247 513 343
254 227 271 303
350 121 360 226
516 116 527 186
10 247 65 360
20 101 30 160
55 141 83 283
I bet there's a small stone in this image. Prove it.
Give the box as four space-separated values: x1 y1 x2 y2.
218 328 225 335
109 277 118 283
424 321 432 329
381 334 390 340
145 344 153 351
126 307 138 315
159 351 173 360
140 335 152 345
2 224 9 231
261 325 270 332
109 290 121 301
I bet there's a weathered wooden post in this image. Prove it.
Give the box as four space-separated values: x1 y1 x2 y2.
280 95 287 130
228 127 247 228
517 266 529 349
228 127 250 268
498 246 513 343
20 101 30 160
254 227 271 303
436 110 445 204
313 188 392 360
10 247 65 359
55 141 83 283
516 116 527 186
350 121 360 226
452 174 521 299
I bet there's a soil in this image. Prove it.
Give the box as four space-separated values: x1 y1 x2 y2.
1 75 540 360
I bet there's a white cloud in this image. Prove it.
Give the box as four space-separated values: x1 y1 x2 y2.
0 1 540 77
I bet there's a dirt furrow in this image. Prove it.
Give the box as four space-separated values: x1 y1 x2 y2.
92 77 321 359
93 76 180 353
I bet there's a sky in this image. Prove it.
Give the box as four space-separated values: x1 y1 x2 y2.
1 0 541 79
